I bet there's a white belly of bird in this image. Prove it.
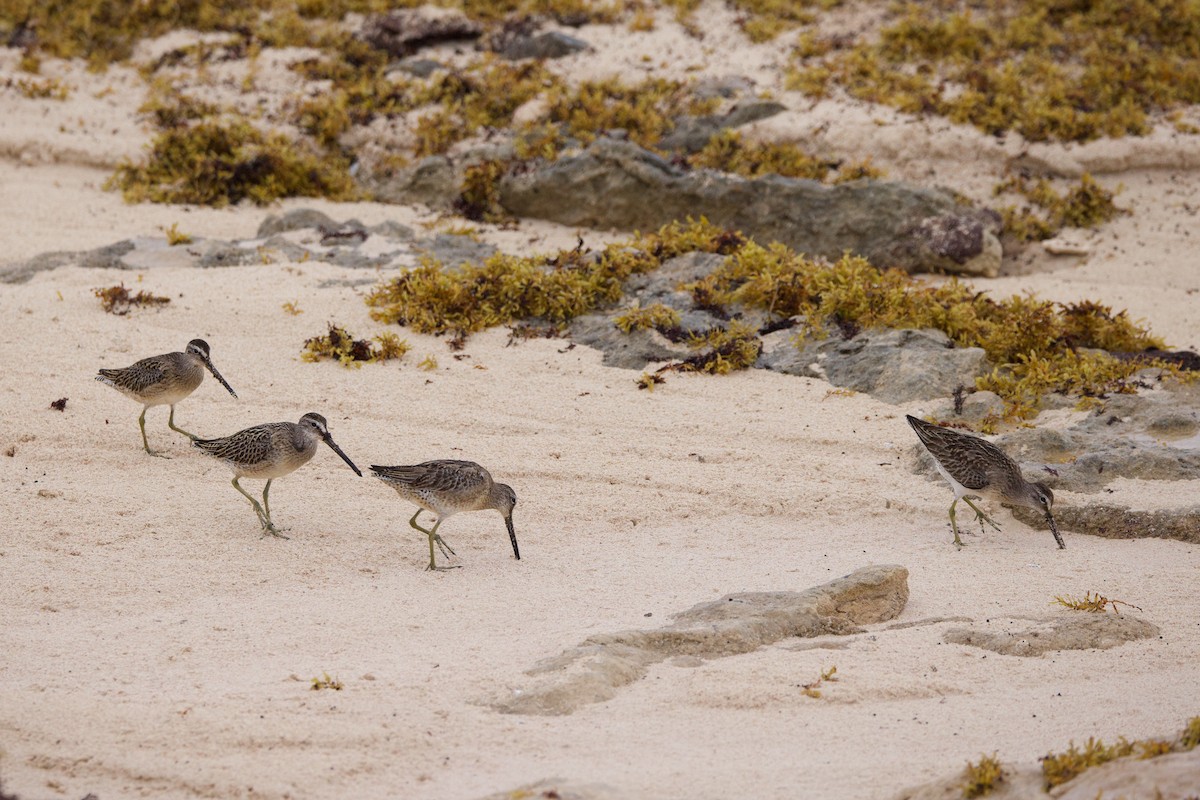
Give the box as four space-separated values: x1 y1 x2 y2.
933 460 973 500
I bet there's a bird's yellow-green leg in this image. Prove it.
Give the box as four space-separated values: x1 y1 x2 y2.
139 407 169 458
962 497 1001 532
167 404 197 440
232 477 288 539
262 479 272 523
409 511 458 570
948 498 965 549
409 509 456 560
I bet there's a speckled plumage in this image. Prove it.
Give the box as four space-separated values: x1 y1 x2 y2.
194 412 361 537
907 415 1063 549
95 339 236 456
371 460 519 570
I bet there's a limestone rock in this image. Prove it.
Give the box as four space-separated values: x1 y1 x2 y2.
568 313 690 370
896 733 1200 800
1012 504 1200 545
490 564 908 715
414 233 498 269
357 9 482 58
498 138 1002 276
760 328 989 405
658 101 788 153
493 30 591 60
943 613 1159 657
257 208 338 237
365 154 460 209
1055 748 1200 800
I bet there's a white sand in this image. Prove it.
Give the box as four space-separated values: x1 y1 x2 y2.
3 9 1200 798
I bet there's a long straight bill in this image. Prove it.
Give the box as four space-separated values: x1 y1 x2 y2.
1047 514 1065 549
203 356 238 398
324 436 363 476
505 515 520 560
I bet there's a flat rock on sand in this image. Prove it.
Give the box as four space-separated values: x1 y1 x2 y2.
896 738 1200 800
491 564 909 715
943 613 1159 657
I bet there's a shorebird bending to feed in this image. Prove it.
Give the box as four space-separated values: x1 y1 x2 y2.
96 339 237 456
906 415 1063 550
193 412 361 538
369 460 519 571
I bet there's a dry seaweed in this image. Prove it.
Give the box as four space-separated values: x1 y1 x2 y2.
786 0 1200 142
301 323 410 367
94 283 171 315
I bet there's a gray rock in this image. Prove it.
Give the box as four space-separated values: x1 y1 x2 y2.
318 219 369 247
415 234 498 268
658 100 787 153
366 155 460 208
760 328 990 405
1012 504 1200 545
961 389 1005 418
494 30 590 60
896 746 1200 800
1146 410 1199 436
328 250 389 269
368 220 416 240
996 426 1200 492
623 252 726 303
257 236 314 262
498 138 1002 276
568 313 690 369
357 9 482 58
1057 749 1200 800
257 208 338 237
900 212 1003 278
390 57 444 78
198 242 260 268
943 613 1159 657
488 564 908 715
2 240 137 283
693 74 756 100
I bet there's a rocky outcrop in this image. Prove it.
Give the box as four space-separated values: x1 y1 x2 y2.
0 211 483 282
498 138 1003 276
658 100 788 153
992 382 1200 492
760 328 990 404
943 613 1159 657
1012 504 1200 545
897 733 1200 800
492 30 591 60
489 565 908 716
357 8 482 57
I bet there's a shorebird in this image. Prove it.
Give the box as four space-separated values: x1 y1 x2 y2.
369 460 519 570
96 339 237 456
193 412 361 538
906 415 1063 550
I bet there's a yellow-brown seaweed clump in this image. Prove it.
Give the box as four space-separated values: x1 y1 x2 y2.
367 218 1177 419
302 323 410 367
787 0 1200 142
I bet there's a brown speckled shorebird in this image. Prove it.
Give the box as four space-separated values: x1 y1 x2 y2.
370 460 519 570
193 412 361 538
95 339 237 457
907 415 1063 550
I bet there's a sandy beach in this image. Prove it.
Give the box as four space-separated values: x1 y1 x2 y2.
3 5 1200 799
